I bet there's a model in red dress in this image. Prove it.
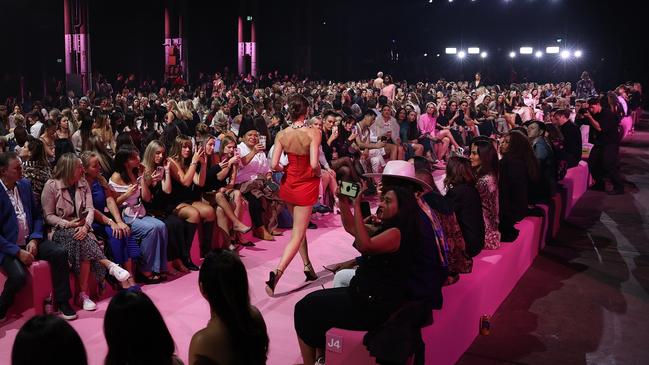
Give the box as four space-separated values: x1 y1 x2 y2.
267 96 322 296
279 153 320 206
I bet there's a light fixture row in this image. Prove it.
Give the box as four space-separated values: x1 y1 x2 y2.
443 47 583 59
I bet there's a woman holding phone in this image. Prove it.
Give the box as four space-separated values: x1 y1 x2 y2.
266 95 322 296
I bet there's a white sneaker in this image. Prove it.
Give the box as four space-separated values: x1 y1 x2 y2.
79 292 96 311
108 263 131 282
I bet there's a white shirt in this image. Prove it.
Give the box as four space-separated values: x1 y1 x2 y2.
235 142 270 184
30 121 43 138
1 180 29 246
372 115 400 141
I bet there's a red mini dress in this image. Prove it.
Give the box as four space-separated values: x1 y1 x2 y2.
279 153 320 206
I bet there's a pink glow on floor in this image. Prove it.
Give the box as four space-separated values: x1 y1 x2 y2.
0 213 357 365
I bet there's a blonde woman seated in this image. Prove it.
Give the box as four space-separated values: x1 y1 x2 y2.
42 153 131 311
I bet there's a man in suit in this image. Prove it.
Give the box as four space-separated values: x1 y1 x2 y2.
0 152 77 321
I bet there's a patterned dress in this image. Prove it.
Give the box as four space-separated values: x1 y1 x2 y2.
476 174 501 249
22 160 52 205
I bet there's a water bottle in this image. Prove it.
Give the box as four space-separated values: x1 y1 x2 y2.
44 293 54 315
479 314 491 336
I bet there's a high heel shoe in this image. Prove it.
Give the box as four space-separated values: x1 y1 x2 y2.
304 262 318 282
233 222 252 234
265 269 283 297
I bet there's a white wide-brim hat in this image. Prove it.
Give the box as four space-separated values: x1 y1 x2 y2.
364 160 433 192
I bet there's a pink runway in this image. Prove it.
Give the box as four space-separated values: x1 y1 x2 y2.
0 213 355 365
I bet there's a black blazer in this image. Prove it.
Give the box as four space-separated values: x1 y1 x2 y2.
499 155 529 226
445 183 485 257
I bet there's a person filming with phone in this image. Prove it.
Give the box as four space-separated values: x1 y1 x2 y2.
294 160 443 365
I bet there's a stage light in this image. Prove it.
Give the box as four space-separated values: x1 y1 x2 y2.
560 50 571 59
445 47 457 54
424 53 428 57
480 52 488 58
468 47 480 54
556 38 562 43
429 0 433 3
546 46 560 54
574 50 583 58
457 51 466 59
509 51 516 58
535 50 543 58
520 47 533 55
436 53 440 57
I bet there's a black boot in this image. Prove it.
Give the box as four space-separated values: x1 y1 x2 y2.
183 222 198 264
199 222 215 258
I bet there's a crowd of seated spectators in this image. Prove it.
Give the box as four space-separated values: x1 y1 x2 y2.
0 69 642 364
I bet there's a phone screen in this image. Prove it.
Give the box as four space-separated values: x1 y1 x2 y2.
360 201 371 219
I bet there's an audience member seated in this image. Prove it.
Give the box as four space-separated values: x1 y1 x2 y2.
309 116 338 212
442 155 485 263
189 250 269 365
528 121 557 203
295 182 433 365
41 153 130 312
104 290 184 365
141 139 193 275
81 151 139 290
168 135 216 260
12 315 87 365
469 139 501 249
552 108 583 168
1 152 77 321
498 132 538 242
235 117 283 241
20 138 52 206
200 134 251 248
38 119 58 165
110 145 169 282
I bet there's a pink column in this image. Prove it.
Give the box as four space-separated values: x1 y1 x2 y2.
237 16 245 76
250 20 257 77
63 0 91 94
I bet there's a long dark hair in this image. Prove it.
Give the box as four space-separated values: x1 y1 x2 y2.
113 145 140 184
199 250 269 365
381 186 423 246
26 137 48 165
104 291 177 365
12 315 87 365
79 112 94 151
503 131 539 182
444 156 475 189
471 139 499 179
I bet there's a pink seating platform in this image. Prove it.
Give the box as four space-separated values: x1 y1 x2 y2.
561 161 590 219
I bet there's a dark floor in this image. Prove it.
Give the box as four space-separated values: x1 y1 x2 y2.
458 117 649 365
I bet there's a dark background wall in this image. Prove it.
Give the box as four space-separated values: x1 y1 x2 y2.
0 0 646 99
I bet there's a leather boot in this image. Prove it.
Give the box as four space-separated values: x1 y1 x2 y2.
253 226 275 241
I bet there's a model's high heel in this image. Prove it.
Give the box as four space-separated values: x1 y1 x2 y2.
304 262 318 282
265 268 283 297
